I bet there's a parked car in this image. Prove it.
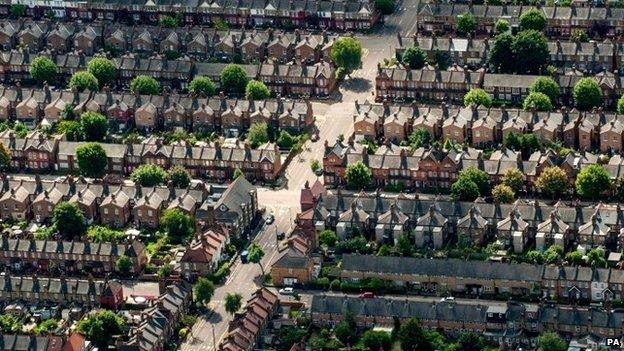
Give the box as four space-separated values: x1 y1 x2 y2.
276 231 285 240
359 292 375 299
279 287 294 295
265 214 275 225
440 296 455 302
241 250 249 263
314 168 323 176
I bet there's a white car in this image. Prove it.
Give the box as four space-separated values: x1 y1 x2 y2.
440 296 455 302
279 287 294 295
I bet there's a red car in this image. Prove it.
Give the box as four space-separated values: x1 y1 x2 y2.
359 292 375 299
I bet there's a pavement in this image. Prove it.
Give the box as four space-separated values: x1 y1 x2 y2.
181 6 427 350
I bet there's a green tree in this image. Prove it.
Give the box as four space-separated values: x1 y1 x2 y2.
492 184 515 203
87 57 117 88
523 92 553 111
519 133 542 158
398 318 433 351
53 202 86 239
160 15 179 28
57 120 83 141
565 251 584 265
77 311 124 348
571 29 589 42
0 143 10 171
345 161 372 190
401 46 427 69
277 130 296 149
519 8 547 31
456 12 476 35
0 314 23 333
433 50 451 70
335 312 357 345
458 167 490 195
245 80 270 100
220 64 249 94
233 167 244 179
544 245 563 264
463 88 492 107
224 293 243 316
375 0 396 14
457 333 485 351
189 76 217 97
193 277 215 306
30 56 57 84
160 208 194 243
34 319 58 334
573 77 602 111
396 233 414 256
618 94 624 114
408 128 431 149
248 242 266 275
361 330 392 351
535 166 567 198
76 142 108 178
9 4 27 17
531 76 560 103
451 177 480 201
168 165 191 188
116 255 133 276
526 250 544 264
538 332 566 351
495 19 509 33
247 122 269 148
69 71 99 92
130 75 160 95
502 167 524 193
80 111 108 141
575 164 611 199
87 225 124 243
310 159 320 173
512 30 550 74
587 248 607 268
331 37 362 75
319 230 338 247
487 33 515 73
131 164 168 186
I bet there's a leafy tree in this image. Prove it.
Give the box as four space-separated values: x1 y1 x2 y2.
224 293 243 316
463 88 492 107
587 248 607 268
220 64 249 94
361 330 392 351
573 77 602 111
247 122 269 148
523 92 553 111
433 50 451 70
331 37 362 75
571 29 589 42
131 164 168 186
375 0 396 14
160 208 194 243
130 75 160 95
277 130 296 149
544 245 563 264
487 33 515 73
526 250 544 264
57 120 83 141
0 314 23 333
457 333 485 351
34 319 58 334
565 251 584 265
492 184 515 203
116 255 133 276
319 230 337 247
53 202 86 239
77 311 124 348
401 46 427 69
245 80 271 100
451 177 480 201
531 76 559 103
345 161 372 190
87 225 124 243
408 128 431 149
535 166 567 198
9 4 27 17
310 159 320 173
504 131 523 151
30 56 57 84
157 264 173 277
233 167 244 179
456 12 476 35
618 94 624 114
193 277 215 306
335 312 358 345
248 242 266 275
519 133 541 158
76 142 108 178
69 71 99 92
575 164 611 199
495 19 509 33
160 15 179 28
168 165 191 188
512 30 549 74
0 143 10 171
398 318 433 351
502 167 524 193
277 326 308 351
519 8 547 31
80 111 108 142
458 167 490 195
87 57 117 88
189 76 216 97
395 233 414 256
538 332 566 351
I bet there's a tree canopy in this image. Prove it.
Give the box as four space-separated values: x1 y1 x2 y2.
160 208 194 243
168 165 191 188
189 76 217 97
492 184 515 203
523 92 553 111
331 37 362 74
535 166 568 198
247 241 266 275
618 94 624 114
80 111 109 141
573 77 602 111
77 310 125 348
398 318 433 351
220 64 250 94
193 277 215 306
502 167 524 193
512 30 549 74
76 142 108 178
538 332 567 351
30 56 57 84
487 33 515 73
375 0 395 14
245 80 271 100
69 71 99 92
87 57 117 87
575 164 611 199
247 122 269 148
131 164 168 186
224 293 243 316
130 75 160 95
345 161 372 190
53 202 86 239
463 88 492 107
531 76 560 103
401 46 427 69
456 12 476 35
519 9 547 31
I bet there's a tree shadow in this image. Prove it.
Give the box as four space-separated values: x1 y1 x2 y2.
341 77 372 93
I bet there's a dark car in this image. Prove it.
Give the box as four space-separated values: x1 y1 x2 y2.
276 231 285 240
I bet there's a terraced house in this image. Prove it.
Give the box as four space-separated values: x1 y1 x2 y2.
306 189 624 254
